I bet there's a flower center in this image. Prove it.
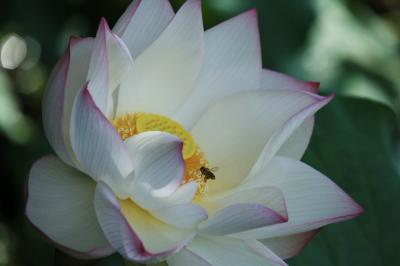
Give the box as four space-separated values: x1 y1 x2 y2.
112 113 214 194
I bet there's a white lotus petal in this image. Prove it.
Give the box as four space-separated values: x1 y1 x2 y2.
87 19 133 117
113 0 174 59
151 204 207 229
70 85 134 195
191 90 326 193
260 70 320 160
167 248 211 266
42 48 74 165
232 156 363 239
43 37 94 166
199 203 286 235
124 181 198 213
186 236 286 266
261 69 319 93
173 9 262 129
63 37 94 144
260 230 319 259
275 117 314 160
117 0 204 117
94 183 194 263
201 186 287 218
162 181 199 206
26 156 112 256
244 239 288 266
124 132 185 210
247 94 332 178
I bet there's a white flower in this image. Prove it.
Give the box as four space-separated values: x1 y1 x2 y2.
25 0 363 265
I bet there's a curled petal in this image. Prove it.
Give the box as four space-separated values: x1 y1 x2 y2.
94 183 195 263
259 70 321 160
247 94 333 178
124 132 185 210
70 85 134 195
25 156 111 256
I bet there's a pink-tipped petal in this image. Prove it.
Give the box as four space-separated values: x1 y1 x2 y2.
261 69 319 93
63 37 94 146
260 230 320 259
94 183 195 263
232 156 363 239
248 94 333 178
112 0 142 37
88 18 133 117
25 156 111 256
124 132 186 210
43 37 94 166
307 81 320 93
167 248 211 266
258 71 323 161
191 90 327 193
117 0 204 117
186 236 286 266
42 47 74 166
173 9 262 129
113 0 174 59
69 84 134 196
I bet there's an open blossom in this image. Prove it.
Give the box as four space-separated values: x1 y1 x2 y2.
25 0 363 265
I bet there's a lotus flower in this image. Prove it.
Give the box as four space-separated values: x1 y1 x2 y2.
25 0 363 265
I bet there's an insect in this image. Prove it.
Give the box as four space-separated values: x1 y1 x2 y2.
200 166 219 181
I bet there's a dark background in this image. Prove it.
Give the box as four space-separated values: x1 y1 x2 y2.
0 0 399 265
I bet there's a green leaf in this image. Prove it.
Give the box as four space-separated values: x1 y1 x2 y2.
289 96 399 266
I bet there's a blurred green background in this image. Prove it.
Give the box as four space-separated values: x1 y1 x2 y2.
0 0 399 265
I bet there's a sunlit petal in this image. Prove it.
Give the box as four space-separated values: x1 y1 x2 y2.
173 9 262 129
191 90 327 193
117 0 204 117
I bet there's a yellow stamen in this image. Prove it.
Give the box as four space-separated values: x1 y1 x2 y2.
112 113 213 194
